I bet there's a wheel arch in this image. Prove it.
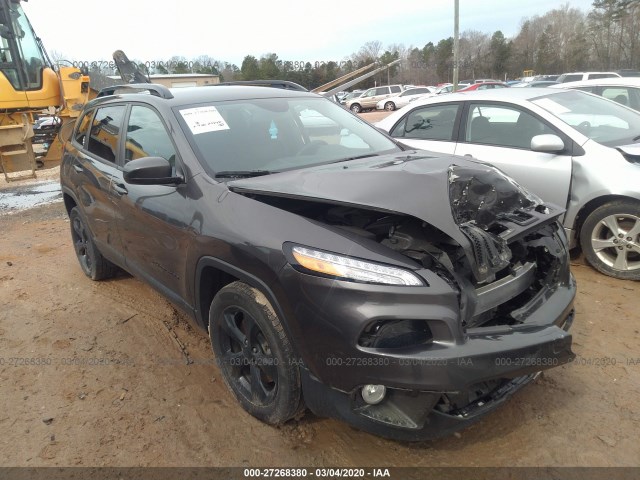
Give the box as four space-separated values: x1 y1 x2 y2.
62 189 78 215
194 257 300 358
572 195 640 248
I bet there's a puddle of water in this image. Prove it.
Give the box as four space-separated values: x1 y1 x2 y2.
0 180 62 215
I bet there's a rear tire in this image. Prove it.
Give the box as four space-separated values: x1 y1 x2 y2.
580 200 640 280
69 207 118 281
209 281 302 424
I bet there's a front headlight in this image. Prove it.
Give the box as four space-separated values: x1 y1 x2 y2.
290 246 424 286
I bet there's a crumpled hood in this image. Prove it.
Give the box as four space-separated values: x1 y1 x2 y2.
228 153 494 246
228 151 562 283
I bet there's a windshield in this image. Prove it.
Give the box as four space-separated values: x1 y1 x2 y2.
0 3 48 90
176 96 401 177
532 90 640 147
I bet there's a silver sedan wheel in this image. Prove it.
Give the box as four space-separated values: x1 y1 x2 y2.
590 214 640 272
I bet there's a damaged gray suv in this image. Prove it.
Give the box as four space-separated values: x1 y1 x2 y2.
60 82 575 441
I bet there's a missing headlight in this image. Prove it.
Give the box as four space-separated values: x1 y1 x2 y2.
448 164 541 229
359 320 433 349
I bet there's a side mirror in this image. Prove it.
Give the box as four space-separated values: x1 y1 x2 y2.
123 157 182 185
531 134 565 153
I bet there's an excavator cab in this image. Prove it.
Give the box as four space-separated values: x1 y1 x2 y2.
0 0 61 110
0 1 148 180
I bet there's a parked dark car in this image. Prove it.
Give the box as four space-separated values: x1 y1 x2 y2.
60 83 575 441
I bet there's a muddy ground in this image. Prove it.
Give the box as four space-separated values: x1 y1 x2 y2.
0 116 639 467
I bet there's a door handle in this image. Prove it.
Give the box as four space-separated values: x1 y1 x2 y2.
113 183 128 195
72 164 83 173
464 154 474 158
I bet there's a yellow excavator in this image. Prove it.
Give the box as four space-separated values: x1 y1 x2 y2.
0 0 399 182
0 0 144 181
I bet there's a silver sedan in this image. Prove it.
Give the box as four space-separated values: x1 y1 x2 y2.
377 88 640 280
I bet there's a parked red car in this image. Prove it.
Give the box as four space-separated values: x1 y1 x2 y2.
458 82 509 91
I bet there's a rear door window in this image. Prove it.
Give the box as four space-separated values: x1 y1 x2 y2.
601 87 636 108
87 105 127 163
562 74 582 83
391 104 460 141
74 109 94 148
390 85 402 93
588 73 617 80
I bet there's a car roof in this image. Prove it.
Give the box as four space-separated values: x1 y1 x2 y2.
86 85 318 109
559 71 620 75
406 87 565 107
550 77 640 88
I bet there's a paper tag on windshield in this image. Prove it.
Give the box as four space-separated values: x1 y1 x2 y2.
180 106 229 134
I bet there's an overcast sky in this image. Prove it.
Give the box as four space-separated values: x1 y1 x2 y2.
24 0 595 66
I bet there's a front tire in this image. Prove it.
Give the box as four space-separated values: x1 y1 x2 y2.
384 101 395 111
350 103 362 114
69 207 118 281
209 281 302 424
580 200 640 280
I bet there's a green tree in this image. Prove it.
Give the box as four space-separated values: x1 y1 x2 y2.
241 55 260 80
435 37 453 82
379 50 400 83
259 53 280 79
490 31 511 79
535 25 556 73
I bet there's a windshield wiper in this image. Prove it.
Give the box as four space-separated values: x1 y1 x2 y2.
214 170 273 179
331 153 380 164
633 134 640 142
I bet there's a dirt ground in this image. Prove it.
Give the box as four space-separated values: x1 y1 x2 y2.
1 121 639 467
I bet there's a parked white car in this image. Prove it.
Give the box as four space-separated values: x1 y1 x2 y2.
33 115 60 130
551 77 640 111
375 87 436 111
556 72 621 83
435 83 470 95
377 88 640 279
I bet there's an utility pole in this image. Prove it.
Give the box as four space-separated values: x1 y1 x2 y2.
453 0 459 91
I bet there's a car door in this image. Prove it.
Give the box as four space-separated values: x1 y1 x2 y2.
356 88 377 109
387 102 461 154
453 102 572 209
65 104 127 266
111 103 192 305
365 87 390 109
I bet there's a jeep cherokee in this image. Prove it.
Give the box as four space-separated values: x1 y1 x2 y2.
60 83 576 441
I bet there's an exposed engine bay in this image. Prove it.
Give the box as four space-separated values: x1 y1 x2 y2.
241 161 569 332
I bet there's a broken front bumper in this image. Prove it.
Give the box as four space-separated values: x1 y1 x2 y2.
288 269 576 441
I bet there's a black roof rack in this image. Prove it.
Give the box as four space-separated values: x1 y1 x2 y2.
97 83 174 99
214 80 308 92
